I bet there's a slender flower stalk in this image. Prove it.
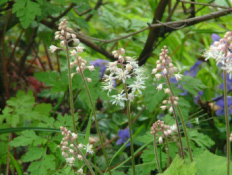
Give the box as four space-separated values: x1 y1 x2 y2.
58 126 95 174
49 19 79 134
124 85 136 175
152 46 193 161
150 120 177 171
204 31 232 174
224 69 231 175
64 36 77 135
164 135 170 167
78 64 113 175
153 134 162 173
166 77 193 162
102 48 146 175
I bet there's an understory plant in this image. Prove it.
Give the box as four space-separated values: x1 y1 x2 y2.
1 17 232 175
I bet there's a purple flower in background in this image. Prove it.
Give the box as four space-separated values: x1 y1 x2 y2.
211 33 221 43
90 59 109 78
219 73 232 91
214 96 232 116
170 61 202 97
116 128 131 147
184 61 202 78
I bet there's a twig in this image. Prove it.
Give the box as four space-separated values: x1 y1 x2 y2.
85 0 103 21
43 43 54 70
178 0 229 9
7 30 24 68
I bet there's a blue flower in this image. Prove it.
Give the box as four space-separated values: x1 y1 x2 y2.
219 73 232 91
116 128 131 147
211 33 221 43
170 61 202 97
90 59 109 78
214 96 232 116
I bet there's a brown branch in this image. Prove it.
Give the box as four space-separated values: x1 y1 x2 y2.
85 0 103 21
7 29 24 68
179 0 229 9
138 0 170 66
137 8 232 65
18 27 38 75
52 3 76 22
43 43 53 70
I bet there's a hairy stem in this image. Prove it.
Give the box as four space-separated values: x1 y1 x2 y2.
124 84 136 175
224 70 231 175
64 36 77 135
153 134 162 173
166 75 193 162
78 65 112 175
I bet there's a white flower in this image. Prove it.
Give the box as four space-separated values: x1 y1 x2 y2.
77 168 83 174
70 49 77 56
157 84 163 91
158 136 163 144
111 92 127 108
115 69 130 83
128 77 145 94
174 73 182 81
155 73 162 80
49 45 58 52
84 143 94 154
170 124 177 132
76 45 84 53
87 66 95 71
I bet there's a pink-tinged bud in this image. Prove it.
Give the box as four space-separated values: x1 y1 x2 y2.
71 73 76 78
162 100 167 104
164 88 170 94
126 56 132 61
76 46 84 53
169 107 173 113
119 48 125 54
152 68 157 74
55 35 59 40
66 33 71 39
160 106 167 110
155 74 162 80
70 49 77 56
77 154 83 160
73 39 80 44
87 78 92 82
88 66 95 71
71 34 76 38
126 64 132 71
163 68 167 74
159 136 163 144
72 133 78 139
70 62 76 68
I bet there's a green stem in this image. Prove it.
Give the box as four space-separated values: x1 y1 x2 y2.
64 38 77 135
165 75 185 160
124 85 136 175
166 76 193 162
78 66 112 175
153 134 162 173
72 141 95 175
223 70 231 175
164 135 170 167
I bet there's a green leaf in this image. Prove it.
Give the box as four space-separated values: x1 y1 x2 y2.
22 147 45 162
13 0 41 28
195 150 232 175
10 130 47 147
28 154 56 175
159 155 196 175
189 130 215 149
181 76 206 96
0 0 8 5
143 83 166 112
